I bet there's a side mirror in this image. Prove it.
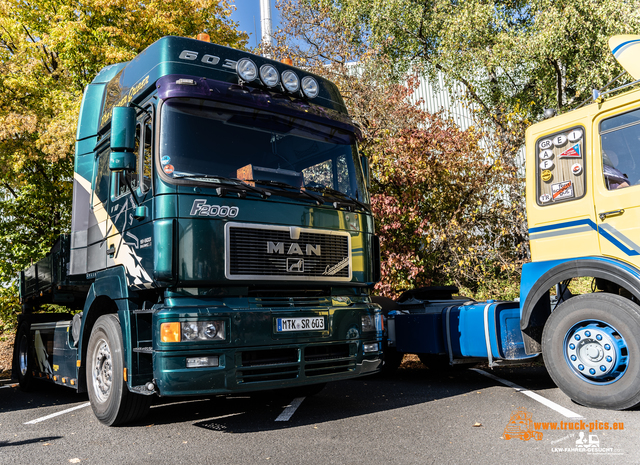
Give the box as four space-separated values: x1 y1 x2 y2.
111 106 136 152
109 151 136 172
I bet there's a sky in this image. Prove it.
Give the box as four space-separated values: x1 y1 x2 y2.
230 0 282 49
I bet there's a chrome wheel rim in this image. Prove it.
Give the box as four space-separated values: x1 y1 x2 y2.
19 333 28 377
564 320 628 385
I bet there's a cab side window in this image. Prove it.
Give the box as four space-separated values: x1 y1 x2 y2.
93 149 110 207
141 118 152 193
600 108 640 190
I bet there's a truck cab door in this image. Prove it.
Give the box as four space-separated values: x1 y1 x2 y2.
106 111 155 289
594 105 640 265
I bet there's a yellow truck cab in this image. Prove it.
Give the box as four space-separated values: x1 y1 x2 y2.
382 36 640 412
519 35 640 410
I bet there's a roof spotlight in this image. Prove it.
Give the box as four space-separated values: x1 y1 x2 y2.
301 76 319 99
236 58 258 82
259 64 280 87
281 70 300 93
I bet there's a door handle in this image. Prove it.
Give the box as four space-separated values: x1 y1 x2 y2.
599 209 625 221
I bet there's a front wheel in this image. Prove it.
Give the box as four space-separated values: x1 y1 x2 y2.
542 293 640 410
86 314 151 425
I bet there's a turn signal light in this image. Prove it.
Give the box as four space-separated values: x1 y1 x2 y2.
161 322 181 342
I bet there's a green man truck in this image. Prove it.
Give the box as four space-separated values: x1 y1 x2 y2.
12 35 383 426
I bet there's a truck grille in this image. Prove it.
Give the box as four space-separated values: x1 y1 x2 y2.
225 223 351 281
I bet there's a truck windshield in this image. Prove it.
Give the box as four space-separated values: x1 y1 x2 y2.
159 98 368 204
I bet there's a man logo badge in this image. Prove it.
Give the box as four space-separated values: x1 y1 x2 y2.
287 258 304 273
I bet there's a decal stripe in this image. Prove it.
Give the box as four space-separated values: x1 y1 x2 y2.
529 225 593 240
612 39 640 57
598 224 640 256
529 219 640 257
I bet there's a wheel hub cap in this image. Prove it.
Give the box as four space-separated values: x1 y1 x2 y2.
564 321 628 384
92 341 113 403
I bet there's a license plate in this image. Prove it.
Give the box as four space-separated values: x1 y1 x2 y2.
276 317 325 332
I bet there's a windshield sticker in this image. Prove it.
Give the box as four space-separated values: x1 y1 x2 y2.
559 143 581 158
539 194 552 203
190 199 239 218
161 156 171 165
541 170 553 182
539 149 554 160
568 129 583 142
540 160 554 170
552 181 574 200
163 164 175 174
553 134 567 146
571 163 582 176
539 139 553 150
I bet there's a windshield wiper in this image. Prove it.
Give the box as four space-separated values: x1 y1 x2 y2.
305 185 370 212
247 179 325 206
172 173 271 199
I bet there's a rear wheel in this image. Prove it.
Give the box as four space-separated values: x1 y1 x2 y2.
542 293 640 410
14 322 35 391
86 314 151 425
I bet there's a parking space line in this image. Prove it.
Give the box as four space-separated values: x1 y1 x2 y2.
470 368 584 419
275 397 305 422
24 402 91 425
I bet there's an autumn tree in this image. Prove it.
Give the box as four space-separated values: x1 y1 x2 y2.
270 2 526 298
0 0 248 331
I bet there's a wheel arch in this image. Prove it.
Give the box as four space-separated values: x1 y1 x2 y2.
520 257 640 354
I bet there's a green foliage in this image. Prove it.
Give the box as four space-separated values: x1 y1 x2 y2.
273 2 527 298
0 0 248 329
275 0 640 299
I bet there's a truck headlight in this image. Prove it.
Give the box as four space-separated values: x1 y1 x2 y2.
362 315 376 332
161 321 226 342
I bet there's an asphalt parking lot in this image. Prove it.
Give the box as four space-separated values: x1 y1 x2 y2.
0 361 637 464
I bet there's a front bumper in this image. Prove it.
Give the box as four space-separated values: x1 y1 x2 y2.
153 341 381 396
151 304 382 396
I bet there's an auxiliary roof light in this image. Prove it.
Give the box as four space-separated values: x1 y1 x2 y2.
237 58 258 82
197 33 210 43
301 76 319 99
281 70 300 93
259 64 280 87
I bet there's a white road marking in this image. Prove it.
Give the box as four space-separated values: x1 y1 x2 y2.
24 402 91 425
470 368 584 419
275 397 305 422
0 383 18 389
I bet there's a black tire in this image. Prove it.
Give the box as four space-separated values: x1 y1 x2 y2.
417 354 453 370
542 293 640 410
380 345 404 375
86 314 151 425
14 322 36 391
371 296 403 375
